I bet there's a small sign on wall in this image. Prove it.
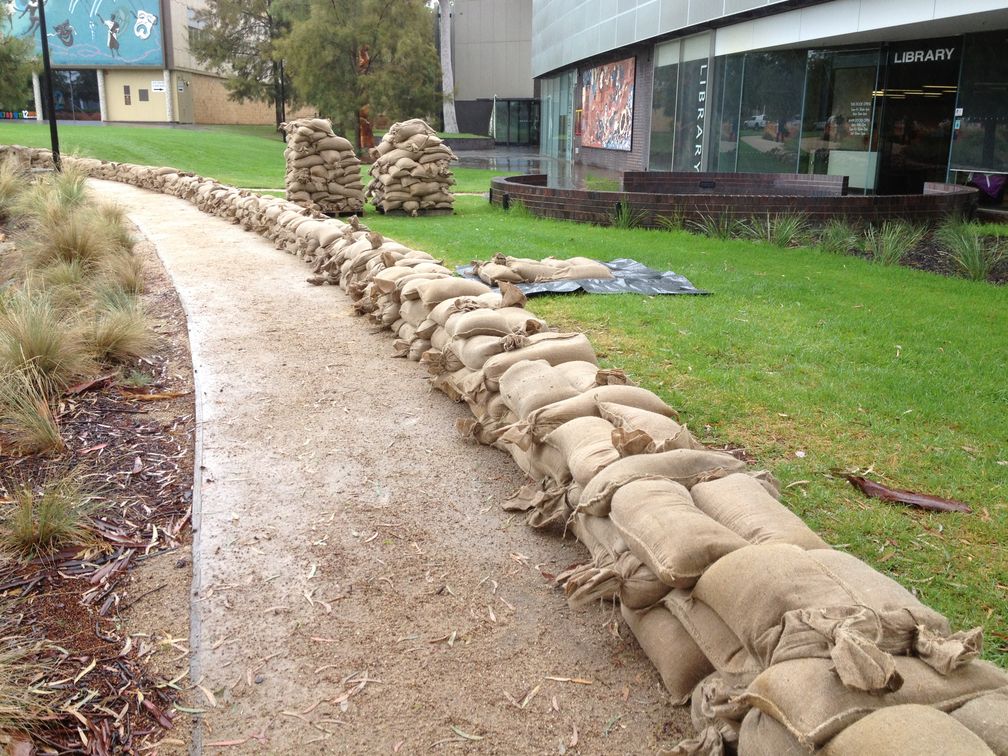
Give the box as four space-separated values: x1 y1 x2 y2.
151 80 166 93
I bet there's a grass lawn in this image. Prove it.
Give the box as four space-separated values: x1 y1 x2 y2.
366 196 1008 664
1 122 503 193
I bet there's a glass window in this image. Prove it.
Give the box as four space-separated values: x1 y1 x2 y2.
540 69 576 161
801 49 881 191
736 50 807 174
123 84 131 106
44 70 101 121
711 54 744 172
950 31 1008 175
139 89 150 102
649 40 680 170
672 33 712 171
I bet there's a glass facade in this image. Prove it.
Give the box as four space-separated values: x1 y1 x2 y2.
648 33 712 172
950 30 1008 201
540 69 576 161
42 70 101 121
494 99 541 146
801 49 881 191
735 49 807 174
710 54 744 172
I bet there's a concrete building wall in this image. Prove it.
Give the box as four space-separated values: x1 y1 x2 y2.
453 0 534 99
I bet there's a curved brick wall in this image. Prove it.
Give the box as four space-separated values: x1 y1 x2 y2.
489 173 979 226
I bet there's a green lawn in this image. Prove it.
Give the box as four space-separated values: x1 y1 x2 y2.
1 122 500 193
366 197 1008 664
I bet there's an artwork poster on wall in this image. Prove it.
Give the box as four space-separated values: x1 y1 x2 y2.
6 0 164 67
581 57 635 151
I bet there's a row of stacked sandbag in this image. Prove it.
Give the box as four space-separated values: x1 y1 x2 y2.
16 144 1005 756
281 118 364 215
364 119 457 216
472 253 615 285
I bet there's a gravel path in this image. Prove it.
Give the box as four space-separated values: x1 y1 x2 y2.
90 179 689 755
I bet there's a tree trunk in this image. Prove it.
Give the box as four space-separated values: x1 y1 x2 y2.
438 1 459 134
272 60 284 134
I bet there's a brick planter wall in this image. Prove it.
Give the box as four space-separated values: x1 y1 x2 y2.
489 174 979 226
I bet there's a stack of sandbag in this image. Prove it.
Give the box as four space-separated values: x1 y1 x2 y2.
473 253 615 284
282 118 364 215
33 149 1007 756
365 119 457 216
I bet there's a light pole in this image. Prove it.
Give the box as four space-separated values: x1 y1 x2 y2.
35 0 61 171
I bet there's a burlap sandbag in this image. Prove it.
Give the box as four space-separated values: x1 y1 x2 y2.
611 478 748 589
482 333 598 392
500 385 677 450
621 603 715 704
664 590 761 684
559 549 670 610
456 335 509 371
444 306 545 339
498 360 581 419
695 544 981 692
745 657 1008 749
502 480 570 528
475 262 524 285
820 704 995 756
598 401 700 455
952 691 1008 754
552 360 611 392
690 473 830 550
398 273 454 300
569 512 625 564
398 298 432 328
736 709 808 756
543 416 620 487
576 449 747 516
415 277 491 307
430 366 475 402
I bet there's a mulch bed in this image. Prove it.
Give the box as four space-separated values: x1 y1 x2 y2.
0 231 196 754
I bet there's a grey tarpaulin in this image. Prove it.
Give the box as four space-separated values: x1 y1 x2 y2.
455 258 709 296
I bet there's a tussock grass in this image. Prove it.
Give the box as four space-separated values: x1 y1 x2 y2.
936 220 1004 282
744 212 809 248
87 297 156 363
0 366 62 455
0 287 91 388
610 200 648 229
96 252 145 296
0 157 28 223
92 201 135 254
15 207 122 272
687 211 746 240
863 220 926 265
1 470 93 558
818 218 860 256
0 623 58 737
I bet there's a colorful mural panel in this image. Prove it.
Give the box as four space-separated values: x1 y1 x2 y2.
6 0 164 67
581 57 635 151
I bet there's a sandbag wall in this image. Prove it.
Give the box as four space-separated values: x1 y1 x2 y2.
10 143 1006 756
280 118 364 215
364 119 457 215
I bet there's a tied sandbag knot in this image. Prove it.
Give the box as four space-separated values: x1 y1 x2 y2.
501 332 531 352
503 482 569 528
661 725 728 756
915 625 983 675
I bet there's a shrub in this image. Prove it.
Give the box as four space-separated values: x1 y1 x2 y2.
0 287 91 388
1 471 93 558
818 218 860 255
936 220 1005 282
0 366 62 455
862 220 925 265
655 211 686 232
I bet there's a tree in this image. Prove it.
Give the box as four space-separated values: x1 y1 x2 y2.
189 0 301 130
436 1 458 134
281 0 440 150
0 5 35 111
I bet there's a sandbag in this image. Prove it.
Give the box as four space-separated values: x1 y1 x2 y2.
482 333 598 392
577 449 747 516
621 603 714 704
501 385 678 450
690 473 830 550
695 544 980 692
444 306 546 339
664 590 761 684
415 277 491 307
952 691 1008 755
598 401 700 455
498 359 581 419
543 416 620 487
741 655 1008 748
610 478 748 589
737 709 808 756
821 704 995 755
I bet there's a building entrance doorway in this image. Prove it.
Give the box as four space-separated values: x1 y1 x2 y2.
876 38 960 194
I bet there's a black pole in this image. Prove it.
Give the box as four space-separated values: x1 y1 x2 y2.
35 0 61 171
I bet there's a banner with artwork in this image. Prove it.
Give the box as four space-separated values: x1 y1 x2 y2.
581 57 635 151
6 0 164 67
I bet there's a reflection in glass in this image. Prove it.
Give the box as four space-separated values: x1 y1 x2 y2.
649 40 680 171
736 50 806 174
801 49 880 191
711 54 744 172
